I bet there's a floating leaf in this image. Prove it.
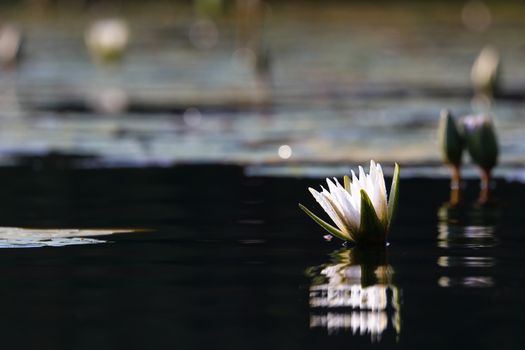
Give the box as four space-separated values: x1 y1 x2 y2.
0 227 143 249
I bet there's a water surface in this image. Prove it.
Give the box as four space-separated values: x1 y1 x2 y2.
0 164 523 349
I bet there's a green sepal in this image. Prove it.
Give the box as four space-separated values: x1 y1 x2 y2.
388 163 400 229
343 175 351 194
298 204 351 242
359 190 386 244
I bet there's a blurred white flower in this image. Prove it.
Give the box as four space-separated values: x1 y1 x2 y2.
85 18 129 63
299 161 400 244
0 24 22 67
471 46 500 96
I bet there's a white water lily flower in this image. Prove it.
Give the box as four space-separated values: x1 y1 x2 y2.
299 161 400 244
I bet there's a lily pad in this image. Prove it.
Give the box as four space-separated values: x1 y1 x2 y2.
0 227 141 248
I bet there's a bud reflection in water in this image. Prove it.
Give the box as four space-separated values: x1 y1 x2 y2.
437 203 499 288
306 248 401 341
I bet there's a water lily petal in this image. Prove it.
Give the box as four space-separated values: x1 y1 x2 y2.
349 170 363 212
351 170 358 184
326 178 341 200
341 194 361 233
322 191 354 234
387 163 401 229
320 185 347 220
309 188 348 233
358 166 367 189
332 177 344 191
326 179 351 218
371 161 388 226
331 179 360 232
298 204 352 241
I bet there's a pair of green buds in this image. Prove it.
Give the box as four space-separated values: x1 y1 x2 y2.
438 109 499 203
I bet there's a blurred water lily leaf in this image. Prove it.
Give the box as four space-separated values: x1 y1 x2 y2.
0 227 142 248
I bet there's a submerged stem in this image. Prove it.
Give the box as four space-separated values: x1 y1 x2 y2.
479 167 492 204
449 187 461 207
449 164 461 190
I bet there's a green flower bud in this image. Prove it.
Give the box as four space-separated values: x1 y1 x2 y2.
438 109 464 167
463 115 499 171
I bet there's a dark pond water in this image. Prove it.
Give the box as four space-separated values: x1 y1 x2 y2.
0 164 523 349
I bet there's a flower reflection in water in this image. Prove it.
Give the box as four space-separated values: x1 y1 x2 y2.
306 248 401 341
437 203 500 288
